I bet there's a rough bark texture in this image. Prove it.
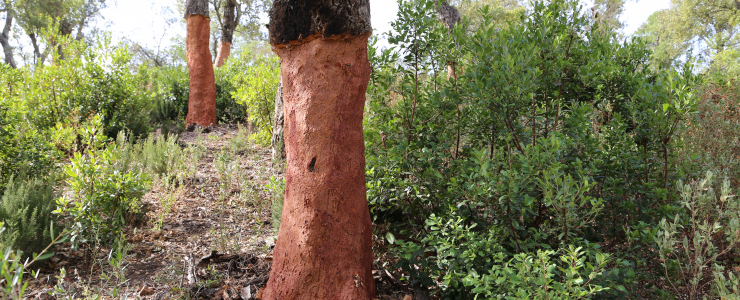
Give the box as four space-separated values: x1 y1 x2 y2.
214 41 232 67
437 1 460 79
1 10 16 68
221 0 237 44
262 34 375 300
28 33 46 65
185 0 210 17
267 0 371 47
437 1 460 33
215 0 238 67
185 14 217 126
265 1 374 298
271 77 285 160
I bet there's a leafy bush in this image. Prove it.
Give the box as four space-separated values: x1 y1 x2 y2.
366 0 699 297
231 56 280 146
0 176 57 259
678 78 740 188
465 246 613 299
6 35 151 139
54 146 150 249
654 171 740 300
0 72 58 192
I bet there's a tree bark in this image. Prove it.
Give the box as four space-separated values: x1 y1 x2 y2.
28 32 47 66
1 9 16 68
215 0 237 67
271 77 285 160
437 1 460 79
185 0 217 127
263 0 374 299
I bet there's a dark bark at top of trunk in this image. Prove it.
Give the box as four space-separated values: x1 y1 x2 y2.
1 9 17 68
221 0 237 43
437 1 460 33
267 0 371 46
185 0 210 18
28 32 46 65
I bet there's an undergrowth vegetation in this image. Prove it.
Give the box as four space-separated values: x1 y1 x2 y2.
365 0 739 298
0 0 737 299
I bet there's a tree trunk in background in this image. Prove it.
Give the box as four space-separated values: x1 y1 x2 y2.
437 1 460 79
28 33 47 66
271 77 285 160
263 0 374 299
185 0 217 127
0 9 16 68
215 0 238 67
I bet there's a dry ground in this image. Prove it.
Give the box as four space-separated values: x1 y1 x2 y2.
19 125 420 300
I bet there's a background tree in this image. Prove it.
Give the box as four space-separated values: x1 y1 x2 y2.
11 0 107 64
262 0 375 298
184 0 217 127
637 0 740 72
591 0 626 32
214 0 237 67
0 0 16 68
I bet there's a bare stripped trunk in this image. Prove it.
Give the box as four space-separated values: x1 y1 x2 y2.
215 0 238 67
271 77 285 160
184 2 217 127
214 41 231 67
1 9 16 68
263 0 374 299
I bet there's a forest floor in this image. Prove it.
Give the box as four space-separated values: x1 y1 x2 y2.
19 125 418 300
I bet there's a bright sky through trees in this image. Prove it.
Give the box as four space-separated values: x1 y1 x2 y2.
99 0 669 51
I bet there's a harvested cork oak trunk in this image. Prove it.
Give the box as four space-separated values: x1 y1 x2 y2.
215 42 231 67
263 0 375 299
184 0 217 127
215 0 238 67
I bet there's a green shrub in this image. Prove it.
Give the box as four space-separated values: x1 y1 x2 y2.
54 146 150 249
231 55 280 146
145 65 190 124
0 72 59 192
654 171 740 299
267 175 285 234
8 35 150 139
366 0 699 297
465 246 613 299
0 177 57 259
678 78 740 188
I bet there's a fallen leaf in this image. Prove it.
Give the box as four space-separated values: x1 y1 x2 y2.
139 285 155 296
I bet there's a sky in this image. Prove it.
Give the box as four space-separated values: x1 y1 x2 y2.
98 0 672 51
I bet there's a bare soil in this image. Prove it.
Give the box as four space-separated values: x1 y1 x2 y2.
20 125 419 300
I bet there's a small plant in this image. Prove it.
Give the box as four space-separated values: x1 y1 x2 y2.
0 176 57 258
465 246 613 299
155 184 183 232
54 146 151 250
267 175 285 234
0 223 65 300
140 134 186 182
654 171 740 300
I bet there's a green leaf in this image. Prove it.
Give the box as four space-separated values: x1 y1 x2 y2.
386 232 396 245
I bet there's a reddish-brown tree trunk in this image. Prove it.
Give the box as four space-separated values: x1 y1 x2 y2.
185 3 217 127
214 41 231 67
263 0 374 299
215 0 238 67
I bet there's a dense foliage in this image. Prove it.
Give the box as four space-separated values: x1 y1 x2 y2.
364 0 737 298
